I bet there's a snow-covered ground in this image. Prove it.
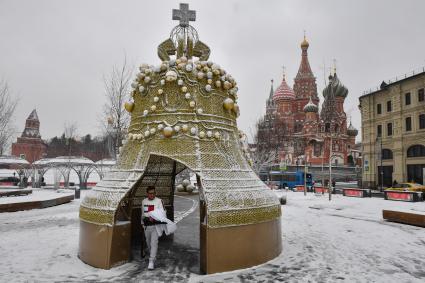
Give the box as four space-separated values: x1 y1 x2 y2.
0 191 424 282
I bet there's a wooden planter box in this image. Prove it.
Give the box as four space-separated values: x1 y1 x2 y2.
383 210 425 227
384 190 423 202
342 188 371 198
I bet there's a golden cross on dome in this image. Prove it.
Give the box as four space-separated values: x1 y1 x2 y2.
282 65 286 78
172 3 196 27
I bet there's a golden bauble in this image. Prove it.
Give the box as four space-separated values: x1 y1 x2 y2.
124 102 134 113
223 98 235 110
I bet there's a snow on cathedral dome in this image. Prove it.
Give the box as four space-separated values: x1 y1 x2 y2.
303 96 318 113
323 73 348 98
273 75 295 101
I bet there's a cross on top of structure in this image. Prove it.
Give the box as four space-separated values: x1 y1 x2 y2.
172 3 196 27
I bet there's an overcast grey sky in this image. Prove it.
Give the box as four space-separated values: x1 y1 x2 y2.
1 0 424 142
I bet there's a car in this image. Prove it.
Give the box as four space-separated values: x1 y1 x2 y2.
385 183 425 193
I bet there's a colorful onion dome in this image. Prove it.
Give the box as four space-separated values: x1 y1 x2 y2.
347 122 358 136
303 96 318 113
273 75 295 101
301 35 309 49
323 73 348 98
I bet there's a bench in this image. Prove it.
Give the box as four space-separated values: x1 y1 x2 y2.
384 190 423 202
383 210 425 227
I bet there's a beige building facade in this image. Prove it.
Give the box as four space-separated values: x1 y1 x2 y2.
359 71 425 189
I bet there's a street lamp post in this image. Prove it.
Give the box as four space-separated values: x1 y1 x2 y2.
376 137 383 191
329 134 333 201
304 160 307 196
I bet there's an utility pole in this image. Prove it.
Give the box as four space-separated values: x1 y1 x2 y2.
329 134 333 201
304 159 307 196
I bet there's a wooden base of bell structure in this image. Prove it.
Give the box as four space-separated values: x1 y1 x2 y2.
78 218 282 273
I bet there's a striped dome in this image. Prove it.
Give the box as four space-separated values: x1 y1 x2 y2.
273 76 295 101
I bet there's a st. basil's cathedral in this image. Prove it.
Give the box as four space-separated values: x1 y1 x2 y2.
256 36 358 167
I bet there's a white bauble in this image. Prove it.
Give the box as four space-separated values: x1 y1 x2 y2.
163 126 173 138
160 79 165 86
158 89 163 95
190 127 197 135
143 110 149 116
185 64 193 72
150 128 156 134
178 79 183 86
185 93 191 100
182 124 188 132
157 124 164 130
139 86 145 93
197 108 203 114
144 130 150 137
176 184 185 192
207 131 213 138
153 96 159 103
214 131 221 139
174 125 181 132
189 101 196 108
182 179 190 187
205 84 212 92
181 86 188 93
186 184 194 193
150 105 156 112
165 70 178 82
144 76 151 84
199 131 206 138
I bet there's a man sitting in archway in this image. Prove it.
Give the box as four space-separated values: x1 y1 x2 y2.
142 186 166 270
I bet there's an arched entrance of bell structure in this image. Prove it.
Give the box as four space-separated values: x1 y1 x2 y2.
114 154 206 274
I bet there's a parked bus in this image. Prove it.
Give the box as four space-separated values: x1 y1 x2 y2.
264 171 313 189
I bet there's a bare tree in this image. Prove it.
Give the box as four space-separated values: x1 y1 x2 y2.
62 121 78 188
0 80 18 155
100 57 133 158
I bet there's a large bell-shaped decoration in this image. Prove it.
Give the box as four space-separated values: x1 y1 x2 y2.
79 3 282 274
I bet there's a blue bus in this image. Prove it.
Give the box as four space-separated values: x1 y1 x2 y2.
261 171 313 189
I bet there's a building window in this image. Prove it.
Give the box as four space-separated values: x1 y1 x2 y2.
377 103 382 114
420 114 425 129
405 92 411 105
377 125 382 137
382 149 393 160
419 88 424 102
387 100 392 112
387 123 392 136
406 117 412 131
407 144 425 157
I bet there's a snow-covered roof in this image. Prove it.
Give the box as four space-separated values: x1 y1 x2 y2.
32 156 94 167
0 156 30 165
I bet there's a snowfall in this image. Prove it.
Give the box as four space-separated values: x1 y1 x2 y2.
0 189 424 283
